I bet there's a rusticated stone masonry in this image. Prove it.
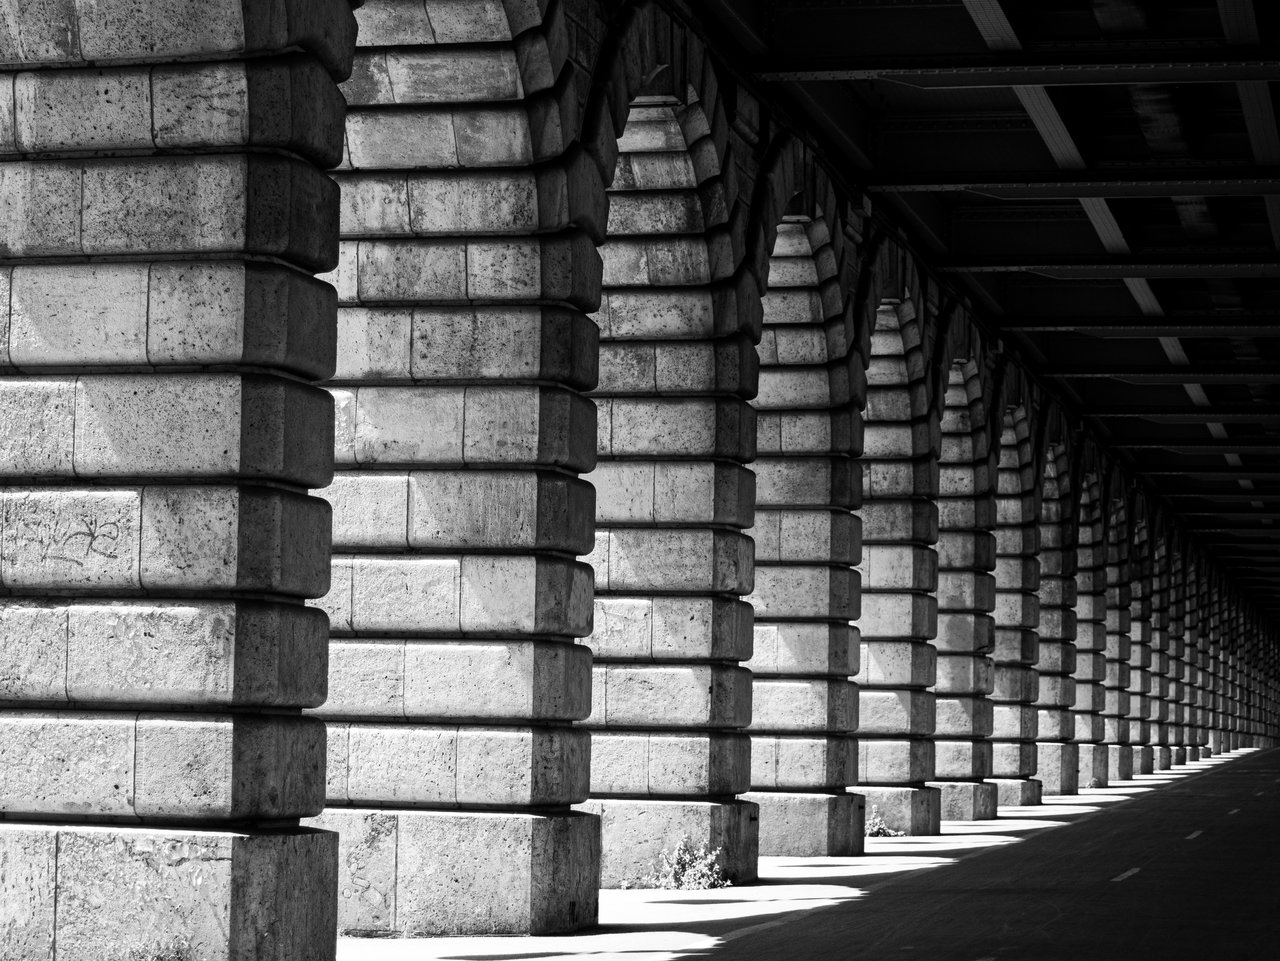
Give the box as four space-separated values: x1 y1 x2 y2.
580 98 760 887
744 217 864 856
930 360 999 820
308 0 601 936
855 301 942 835
989 408 1042 806
1073 483 1110 787
1103 511 1134 781
0 1 356 958
1035 445 1079 795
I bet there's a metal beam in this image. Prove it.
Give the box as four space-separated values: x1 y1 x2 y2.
1003 314 1280 337
1040 366 1280 383
871 170 1280 199
1111 440 1280 453
1088 407 1280 422
941 256 1280 278
756 52 1280 86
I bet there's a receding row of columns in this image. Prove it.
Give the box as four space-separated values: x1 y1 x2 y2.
2 1 1279 957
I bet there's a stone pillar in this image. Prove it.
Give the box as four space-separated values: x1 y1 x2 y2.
928 365 998 820
856 303 941 834
1073 502 1109 787
0 2 355 956
582 100 760 886
989 412 1042 805
1103 533 1134 781
1147 547 1174 771
309 1 602 934
1035 453 1078 795
744 218 864 856
1126 547 1155 775
1165 553 1189 765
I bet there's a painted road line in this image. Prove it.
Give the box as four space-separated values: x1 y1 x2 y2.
1111 868 1141 882
1185 830 1203 839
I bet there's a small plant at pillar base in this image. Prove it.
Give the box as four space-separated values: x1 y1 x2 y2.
864 805 906 838
623 836 733 890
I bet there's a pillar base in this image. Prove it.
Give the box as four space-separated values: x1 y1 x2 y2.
0 823 336 961
1036 742 1079 796
576 798 758 888
1133 745 1155 774
860 786 941 836
1172 746 1188 765
744 791 864 857
991 777 1042 807
1077 742 1109 788
1155 747 1173 770
1108 744 1134 780
929 780 999 821
310 808 599 936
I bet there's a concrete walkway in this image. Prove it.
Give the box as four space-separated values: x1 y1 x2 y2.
339 748 1278 961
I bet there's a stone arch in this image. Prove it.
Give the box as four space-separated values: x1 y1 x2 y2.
930 335 1001 822
741 157 866 856
312 0 608 937
854 250 943 836
989 396 1045 804
1036 434 1081 795
577 15 764 885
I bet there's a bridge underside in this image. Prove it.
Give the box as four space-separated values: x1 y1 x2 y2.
0 0 1276 956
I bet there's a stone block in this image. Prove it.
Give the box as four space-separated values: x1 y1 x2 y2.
0 711 324 820
931 780 998 821
859 544 936 591
748 622 856 677
587 595 751 662
751 734 858 789
590 664 752 728
934 695 994 737
336 554 591 637
749 565 858 621
0 823 336 961
749 678 858 733
993 778 1042 806
590 461 752 526
933 611 994 653
1107 744 1134 780
746 791 862 857
992 704 1038 739
858 499 937 541
990 740 1037 778
860 737 935 783
595 527 753 595
857 785 940 836
332 723 588 807
859 689 934 736
311 807 599 935
600 397 754 461
858 592 937 640
933 738 993 779
591 731 749 796
321 637 591 723
992 664 1038 701
1037 742 1080 795
858 639 934 688
1037 707 1074 739
0 600 326 708
1077 742 1109 787
578 797 758 888
933 653 994 694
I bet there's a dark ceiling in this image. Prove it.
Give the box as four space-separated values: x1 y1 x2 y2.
676 0 1280 615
